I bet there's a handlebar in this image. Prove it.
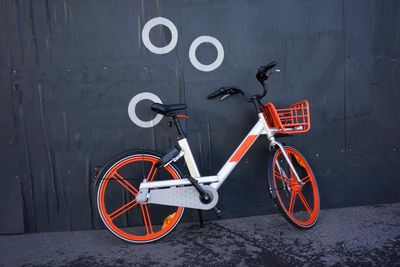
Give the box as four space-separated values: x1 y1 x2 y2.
259 61 278 73
208 61 279 103
207 86 243 100
256 61 278 85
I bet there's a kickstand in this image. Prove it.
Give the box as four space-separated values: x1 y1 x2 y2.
198 209 204 228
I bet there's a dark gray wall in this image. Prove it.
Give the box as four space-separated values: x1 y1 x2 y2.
0 0 399 234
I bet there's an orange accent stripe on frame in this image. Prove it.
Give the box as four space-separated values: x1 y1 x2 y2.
229 135 258 162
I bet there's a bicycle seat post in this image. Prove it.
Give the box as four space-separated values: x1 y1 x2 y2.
170 116 185 139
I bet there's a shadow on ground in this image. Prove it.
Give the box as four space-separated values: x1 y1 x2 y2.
0 203 399 266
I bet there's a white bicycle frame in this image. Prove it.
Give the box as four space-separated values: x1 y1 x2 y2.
139 113 304 192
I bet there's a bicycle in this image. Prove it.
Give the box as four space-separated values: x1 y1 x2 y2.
95 61 320 243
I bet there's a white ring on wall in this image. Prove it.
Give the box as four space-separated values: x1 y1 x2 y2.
142 17 178 54
189 36 224 72
128 92 163 128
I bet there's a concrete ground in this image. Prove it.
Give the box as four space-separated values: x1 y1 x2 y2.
0 203 399 267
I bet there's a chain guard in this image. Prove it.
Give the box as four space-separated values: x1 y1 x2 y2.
145 185 218 210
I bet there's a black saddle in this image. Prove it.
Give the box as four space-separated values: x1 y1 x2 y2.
151 103 187 116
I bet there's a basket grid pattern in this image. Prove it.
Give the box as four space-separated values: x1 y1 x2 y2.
261 100 311 135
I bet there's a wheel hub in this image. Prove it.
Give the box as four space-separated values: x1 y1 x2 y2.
289 180 302 192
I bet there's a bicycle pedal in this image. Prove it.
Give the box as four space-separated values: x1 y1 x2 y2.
213 207 222 219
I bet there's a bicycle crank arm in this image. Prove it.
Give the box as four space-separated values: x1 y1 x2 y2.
137 185 219 210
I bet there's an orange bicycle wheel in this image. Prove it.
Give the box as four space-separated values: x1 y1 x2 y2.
268 146 320 228
97 150 184 243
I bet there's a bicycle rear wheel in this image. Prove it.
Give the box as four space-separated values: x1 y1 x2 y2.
268 146 320 228
96 150 184 243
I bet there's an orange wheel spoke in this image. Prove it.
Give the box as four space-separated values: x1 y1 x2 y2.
98 154 184 243
140 204 154 235
298 191 312 215
272 147 319 228
275 172 290 184
112 172 138 196
146 163 158 182
288 191 297 214
301 176 311 184
109 199 138 220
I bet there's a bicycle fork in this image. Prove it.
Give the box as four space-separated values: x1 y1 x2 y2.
269 140 305 186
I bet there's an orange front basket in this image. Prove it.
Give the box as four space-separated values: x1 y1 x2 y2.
261 100 311 135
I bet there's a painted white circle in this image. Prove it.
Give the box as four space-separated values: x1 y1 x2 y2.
189 36 224 72
142 17 178 54
128 92 163 128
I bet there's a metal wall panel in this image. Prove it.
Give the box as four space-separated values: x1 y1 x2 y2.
344 0 400 205
0 0 399 234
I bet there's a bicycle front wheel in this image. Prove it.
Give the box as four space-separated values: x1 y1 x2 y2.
97 150 184 243
268 146 320 228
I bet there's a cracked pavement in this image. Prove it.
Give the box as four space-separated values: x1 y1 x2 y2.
0 203 399 266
